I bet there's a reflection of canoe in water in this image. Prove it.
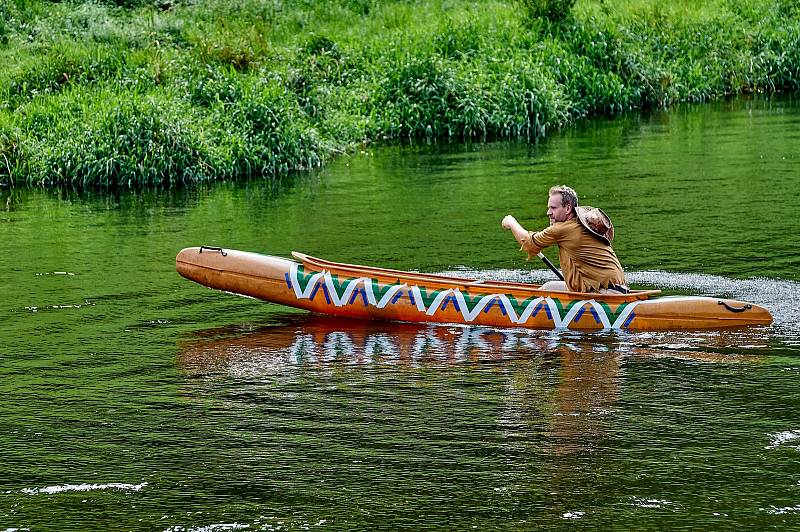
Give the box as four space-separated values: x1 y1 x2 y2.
177 315 765 374
176 246 772 331
177 316 495 371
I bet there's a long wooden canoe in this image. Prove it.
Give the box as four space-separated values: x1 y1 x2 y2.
176 246 773 331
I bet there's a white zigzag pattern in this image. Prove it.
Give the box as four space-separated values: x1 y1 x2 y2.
288 265 638 330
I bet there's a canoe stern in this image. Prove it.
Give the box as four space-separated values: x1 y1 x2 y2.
632 296 772 329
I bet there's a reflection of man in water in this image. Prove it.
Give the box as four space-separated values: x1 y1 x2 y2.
502 185 628 294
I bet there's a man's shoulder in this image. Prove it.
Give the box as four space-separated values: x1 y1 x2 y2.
559 219 581 227
532 219 580 245
549 219 581 234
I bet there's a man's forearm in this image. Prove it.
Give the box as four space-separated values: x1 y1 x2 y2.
509 221 531 247
502 215 531 242
502 215 544 259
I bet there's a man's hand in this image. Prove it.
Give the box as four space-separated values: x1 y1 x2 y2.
501 215 517 230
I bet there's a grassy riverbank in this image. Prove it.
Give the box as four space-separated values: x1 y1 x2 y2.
1 0 799 188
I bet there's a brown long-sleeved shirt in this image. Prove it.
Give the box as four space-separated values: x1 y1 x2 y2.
520 219 626 293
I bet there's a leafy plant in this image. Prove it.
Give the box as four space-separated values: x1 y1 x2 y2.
517 0 576 26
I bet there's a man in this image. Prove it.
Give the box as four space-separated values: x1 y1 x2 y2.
501 185 628 294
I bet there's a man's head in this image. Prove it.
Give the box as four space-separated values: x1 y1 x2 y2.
547 185 578 224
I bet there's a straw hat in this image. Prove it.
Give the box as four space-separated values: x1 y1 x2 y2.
576 205 614 245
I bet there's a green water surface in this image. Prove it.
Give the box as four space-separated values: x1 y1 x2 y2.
1 96 799 530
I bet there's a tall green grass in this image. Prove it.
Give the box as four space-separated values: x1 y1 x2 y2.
1 0 799 188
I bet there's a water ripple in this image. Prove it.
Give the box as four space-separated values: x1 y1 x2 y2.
21 482 147 495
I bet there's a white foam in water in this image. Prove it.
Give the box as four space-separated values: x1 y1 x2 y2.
630 497 676 509
765 430 800 450
164 524 251 532
21 482 147 495
764 504 800 515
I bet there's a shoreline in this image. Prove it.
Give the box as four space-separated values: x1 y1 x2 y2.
1 0 798 188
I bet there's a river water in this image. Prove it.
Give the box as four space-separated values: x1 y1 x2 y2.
1 96 799 530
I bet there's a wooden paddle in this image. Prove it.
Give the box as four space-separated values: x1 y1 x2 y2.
537 252 565 282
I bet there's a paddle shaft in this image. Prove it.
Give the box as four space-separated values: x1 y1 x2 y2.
537 252 565 282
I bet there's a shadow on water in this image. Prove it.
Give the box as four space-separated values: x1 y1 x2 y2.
0 170 318 217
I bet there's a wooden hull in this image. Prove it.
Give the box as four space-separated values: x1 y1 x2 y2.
176 247 773 331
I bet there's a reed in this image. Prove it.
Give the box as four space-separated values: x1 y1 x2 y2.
1 0 798 188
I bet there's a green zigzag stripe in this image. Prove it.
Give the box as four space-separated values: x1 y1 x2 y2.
415 286 442 309
552 298 584 321
288 265 636 329
506 295 540 316
372 278 396 301
294 265 318 293
598 301 631 324
328 272 354 300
